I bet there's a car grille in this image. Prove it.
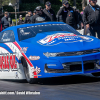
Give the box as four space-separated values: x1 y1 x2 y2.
56 49 100 56
63 60 97 72
63 62 82 72
45 60 98 73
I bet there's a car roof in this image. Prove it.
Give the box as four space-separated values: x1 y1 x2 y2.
3 22 65 31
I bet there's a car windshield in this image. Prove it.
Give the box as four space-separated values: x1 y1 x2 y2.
17 23 81 41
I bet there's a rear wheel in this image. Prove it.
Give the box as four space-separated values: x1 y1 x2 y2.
21 57 38 84
92 72 100 76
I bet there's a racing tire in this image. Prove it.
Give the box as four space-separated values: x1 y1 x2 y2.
21 57 38 84
92 72 100 76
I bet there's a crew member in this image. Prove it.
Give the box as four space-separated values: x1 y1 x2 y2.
33 10 36 16
83 0 100 38
56 0 78 29
43 1 56 21
24 11 32 23
32 6 49 23
17 15 24 25
1 11 12 30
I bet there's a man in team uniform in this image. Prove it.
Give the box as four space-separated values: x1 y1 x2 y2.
24 11 32 23
83 0 100 38
32 6 50 23
56 0 78 29
17 15 24 25
1 11 12 30
43 1 56 21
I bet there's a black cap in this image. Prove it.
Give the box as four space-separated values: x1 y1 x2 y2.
28 10 31 12
19 15 22 18
33 9 36 13
62 0 68 4
36 6 42 11
4 11 9 14
45 1 51 6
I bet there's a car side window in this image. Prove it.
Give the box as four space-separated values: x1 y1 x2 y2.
0 32 3 40
0 30 15 43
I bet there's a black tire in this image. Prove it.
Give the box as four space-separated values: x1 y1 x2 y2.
92 72 100 76
21 57 38 84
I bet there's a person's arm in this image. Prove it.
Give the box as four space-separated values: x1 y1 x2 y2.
83 7 89 28
56 7 63 21
52 9 56 21
10 18 12 26
22 19 25 24
17 19 20 25
79 13 83 23
24 16 27 23
74 10 79 25
30 16 33 23
32 16 35 23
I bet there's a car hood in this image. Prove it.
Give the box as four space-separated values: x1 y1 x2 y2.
21 31 100 52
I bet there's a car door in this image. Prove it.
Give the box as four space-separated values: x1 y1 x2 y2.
0 30 17 71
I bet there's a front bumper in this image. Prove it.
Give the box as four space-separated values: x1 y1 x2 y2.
45 60 100 73
42 52 100 77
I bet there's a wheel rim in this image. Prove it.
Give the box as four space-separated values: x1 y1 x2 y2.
25 66 30 80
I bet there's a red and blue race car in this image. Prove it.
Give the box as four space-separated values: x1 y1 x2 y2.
0 22 100 83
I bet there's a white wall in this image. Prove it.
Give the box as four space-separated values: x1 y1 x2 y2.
97 0 100 6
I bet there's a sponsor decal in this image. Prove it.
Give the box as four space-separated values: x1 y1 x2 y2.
20 47 28 53
76 51 84 55
15 72 19 78
29 56 40 60
93 51 98 53
70 10 73 12
0 54 17 71
13 42 33 67
5 42 39 78
31 66 41 76
37 33 94 46
36 17 45 22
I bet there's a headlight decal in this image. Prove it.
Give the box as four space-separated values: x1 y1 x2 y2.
43 48 100 57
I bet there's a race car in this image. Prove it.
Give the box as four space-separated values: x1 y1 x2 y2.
0 22 100 84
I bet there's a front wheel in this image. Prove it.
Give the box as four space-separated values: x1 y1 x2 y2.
21 57 38 84
92 72 100 76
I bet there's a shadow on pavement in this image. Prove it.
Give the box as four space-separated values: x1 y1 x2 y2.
37 75 100 85
0 79 27 83
0 75 100 85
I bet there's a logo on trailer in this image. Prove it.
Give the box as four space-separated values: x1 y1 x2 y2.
37 33 93 46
